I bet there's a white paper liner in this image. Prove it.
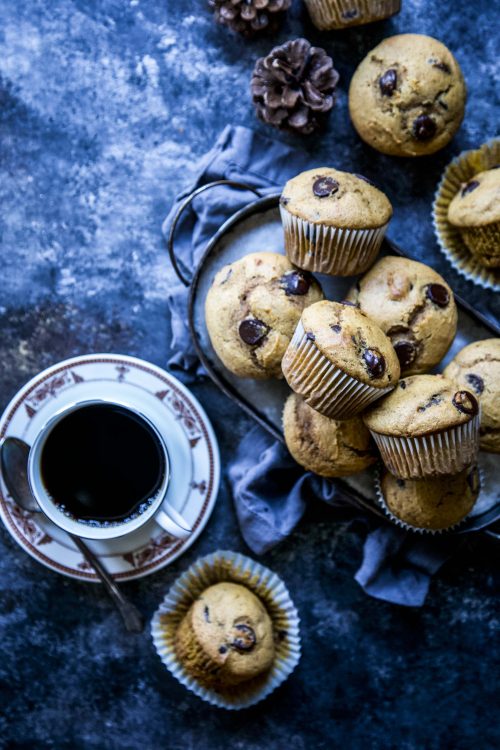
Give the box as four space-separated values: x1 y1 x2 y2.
150 550 301 710
304 0 400 29
373 467 482 535
432 139 500 291
280 205 388 277
369 413 481 479
282 321 393 419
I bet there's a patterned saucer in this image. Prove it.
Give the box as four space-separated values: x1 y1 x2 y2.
0 354 220 582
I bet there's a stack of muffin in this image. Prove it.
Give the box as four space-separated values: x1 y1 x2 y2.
205 165 499 533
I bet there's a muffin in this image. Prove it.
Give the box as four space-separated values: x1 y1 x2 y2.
363 374 480 478
303 0 400 30
346 256 457 375
378 464 480 531
279 168 392 276
349 34 466 157
175 582 275 690
447 169 500 269
205 252 323 379
443 339 500 453
281 300 400 419
283 393 377 477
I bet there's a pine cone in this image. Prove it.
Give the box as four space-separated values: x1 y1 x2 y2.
208 0 291 36
251 38 339 135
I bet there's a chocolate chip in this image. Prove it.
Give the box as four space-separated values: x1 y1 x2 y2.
342 8 358 18
231 624 256 652
363 348 386 378
452 390 478 416
399 380 407 389
426 283 450 307
430 59 451 73
280 195 290 206
379 69 398 97
465 373 484 395
219 645 227 654
281 270 311 296
331 324 342 333
238 318 269 346
394 341 417 368
412 114 437 141
461 180 480 197
312 176 339 198
396 478 406 488
354 173 375 187
306 331 316 342
204 606 210 622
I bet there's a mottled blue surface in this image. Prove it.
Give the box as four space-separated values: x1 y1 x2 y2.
0 1 499 748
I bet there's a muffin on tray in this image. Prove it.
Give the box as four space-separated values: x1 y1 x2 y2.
282 300 400 420
346 256 457 375
279 168 392 276
205 252 323 379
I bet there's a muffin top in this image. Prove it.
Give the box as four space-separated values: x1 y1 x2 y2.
380 464 480 530
348 34 466 157
280 167 392 228
300 300 400 388
447 169 500 227
283 393 377 478
363 374 479 436
346 256 457 375
205 252 323 379
189 582 275 683
443 338 500 452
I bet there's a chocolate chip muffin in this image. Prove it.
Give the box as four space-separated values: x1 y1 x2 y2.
349 34 466 157
303 0 400 30
205 252 323 379
443 339 500 453
447 169 500 269
175 582 275 690
282 300 400 419
363 374 480 478
283 393 377 477
346 256 457 375
280 168 392 276
378 464 480 531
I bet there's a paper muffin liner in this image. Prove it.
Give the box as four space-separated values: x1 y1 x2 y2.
150 550 301 710
373 466 482 535
280 205 388 277
433 138 500 291
303 0 400 29
369 413 481 479
282 321 393 419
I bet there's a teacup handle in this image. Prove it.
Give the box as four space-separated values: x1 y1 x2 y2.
154 501 191 541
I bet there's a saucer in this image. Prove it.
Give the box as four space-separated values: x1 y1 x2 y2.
0 354 220 581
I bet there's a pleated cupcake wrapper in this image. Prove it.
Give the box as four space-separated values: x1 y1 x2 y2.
433 138 500 291
282 321 393 419
150 550 301 710
280 205 387 277
373 466 482 535
369 413 481 479
303 0 400 29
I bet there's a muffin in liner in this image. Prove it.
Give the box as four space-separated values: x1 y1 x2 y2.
369 413 481 479
280 204 388 277
374 466 481 534
433 138 500 291
303 0 400 30
151 550 301 710
282 320 394 419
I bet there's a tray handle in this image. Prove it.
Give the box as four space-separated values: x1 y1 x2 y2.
165 180 262 287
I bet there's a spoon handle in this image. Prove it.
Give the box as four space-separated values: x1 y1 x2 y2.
70 534 144 633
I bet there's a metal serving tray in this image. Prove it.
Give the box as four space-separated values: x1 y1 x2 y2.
167 185 500 535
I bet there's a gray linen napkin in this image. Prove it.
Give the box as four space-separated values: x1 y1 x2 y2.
163 125 459 607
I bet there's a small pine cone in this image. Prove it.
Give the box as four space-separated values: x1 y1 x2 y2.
251 38 339 135
208 0 291 36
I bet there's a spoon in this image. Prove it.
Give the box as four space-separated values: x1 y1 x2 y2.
0 436 144 634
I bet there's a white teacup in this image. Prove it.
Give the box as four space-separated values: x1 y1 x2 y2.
26 398 191 541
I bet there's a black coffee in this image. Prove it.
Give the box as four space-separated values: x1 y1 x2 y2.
41 404 165 525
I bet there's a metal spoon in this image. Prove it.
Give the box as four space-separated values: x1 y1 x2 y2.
0 436 144 633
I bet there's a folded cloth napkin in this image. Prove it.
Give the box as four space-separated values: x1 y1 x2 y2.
163 124 461 607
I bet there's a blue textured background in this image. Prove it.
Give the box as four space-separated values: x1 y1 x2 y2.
0 1 499 748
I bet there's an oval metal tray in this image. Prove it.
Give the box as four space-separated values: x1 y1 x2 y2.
170 189 500 534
